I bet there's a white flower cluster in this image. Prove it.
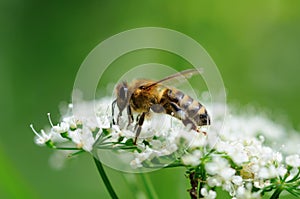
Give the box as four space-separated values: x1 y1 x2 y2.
183 136 284 199
179 104 300 198
31 98 300 198
30 99 113 153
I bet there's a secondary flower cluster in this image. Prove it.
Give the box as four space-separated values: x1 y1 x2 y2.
182 134 300 198
31 98 300 199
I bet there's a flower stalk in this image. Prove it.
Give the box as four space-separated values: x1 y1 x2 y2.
270 185 283 199
93 157 118 199
140 173 159 199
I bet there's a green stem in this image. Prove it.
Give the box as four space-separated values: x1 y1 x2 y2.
68 150 85 157
140 173 159 199
97 146 137 150
164 162 184 168
93 157 118 199
54 147 80 150
270 185 283 199
198 163 206 198
287 168 300 183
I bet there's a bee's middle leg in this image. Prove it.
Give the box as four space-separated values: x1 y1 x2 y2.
134 112 146 144
117 111 122 125
127 106 134 127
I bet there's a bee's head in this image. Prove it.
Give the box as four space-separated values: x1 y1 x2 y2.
115 81 129 111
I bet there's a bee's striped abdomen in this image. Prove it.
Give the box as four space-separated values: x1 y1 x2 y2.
186 100 201 117
166 89 210 126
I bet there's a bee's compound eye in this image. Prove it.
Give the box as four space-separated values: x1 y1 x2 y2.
119 87 128 99
139 86 146 90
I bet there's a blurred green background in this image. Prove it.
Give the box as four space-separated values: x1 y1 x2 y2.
1 1 300 198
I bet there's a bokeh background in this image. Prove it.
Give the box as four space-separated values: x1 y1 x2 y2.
1 1 300 199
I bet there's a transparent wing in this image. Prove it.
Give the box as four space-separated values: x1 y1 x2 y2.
145 69 203 89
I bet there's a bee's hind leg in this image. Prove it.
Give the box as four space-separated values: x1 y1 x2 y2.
134 112 146 144
169 102 201 133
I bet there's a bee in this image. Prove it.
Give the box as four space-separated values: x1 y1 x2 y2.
112 69 210 144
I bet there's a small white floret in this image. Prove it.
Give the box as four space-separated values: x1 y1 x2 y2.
30 124 52 145
286 154 300 168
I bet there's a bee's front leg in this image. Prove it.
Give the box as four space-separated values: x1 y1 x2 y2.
134 112 146 144
127 106 134 127
111 99 118 125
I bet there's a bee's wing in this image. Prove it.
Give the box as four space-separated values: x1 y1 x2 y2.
145 69 203 89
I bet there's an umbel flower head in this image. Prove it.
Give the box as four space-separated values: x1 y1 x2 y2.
31 98 300 199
